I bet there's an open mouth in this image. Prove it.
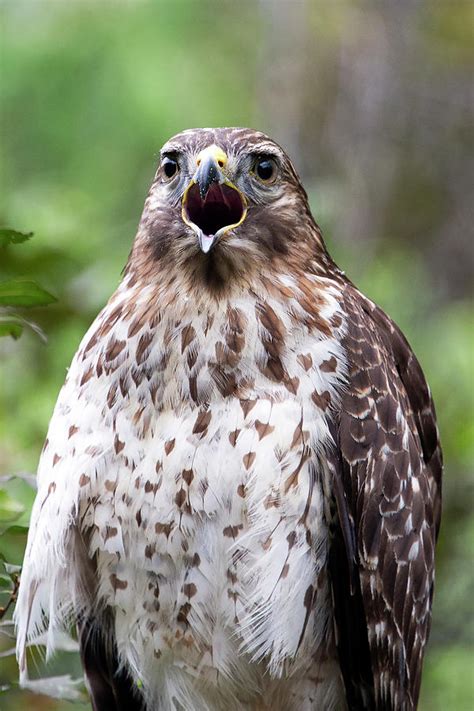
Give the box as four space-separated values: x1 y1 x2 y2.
183 183 245 238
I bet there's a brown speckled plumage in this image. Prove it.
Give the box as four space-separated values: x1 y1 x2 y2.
15 128 441 711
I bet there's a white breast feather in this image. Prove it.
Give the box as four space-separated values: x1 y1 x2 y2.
15 275 348 710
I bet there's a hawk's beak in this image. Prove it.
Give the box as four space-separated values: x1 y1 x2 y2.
194 147 226 200
182 145 247 254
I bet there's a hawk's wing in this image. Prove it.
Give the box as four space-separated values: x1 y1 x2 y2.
329 285 442 711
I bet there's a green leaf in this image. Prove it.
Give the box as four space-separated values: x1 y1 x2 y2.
0 229 33 247
0 526 29 563
0 491 25 524
0 573 13 589
0 280 57 307
0 320 23 339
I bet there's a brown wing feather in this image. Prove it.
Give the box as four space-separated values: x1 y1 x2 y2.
78 613 143 711
72 528 144 711
331 284 442 710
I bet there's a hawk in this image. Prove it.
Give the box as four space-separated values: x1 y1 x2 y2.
15 128 442 710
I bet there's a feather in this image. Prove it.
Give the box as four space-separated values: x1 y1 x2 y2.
329 286 442 710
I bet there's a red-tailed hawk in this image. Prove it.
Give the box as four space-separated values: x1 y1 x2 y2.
15 128 442 710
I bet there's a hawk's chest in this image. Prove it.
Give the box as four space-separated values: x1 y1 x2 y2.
78 289 346 687
93 396 332 685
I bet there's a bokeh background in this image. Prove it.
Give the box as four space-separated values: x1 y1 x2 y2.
0 1 473 709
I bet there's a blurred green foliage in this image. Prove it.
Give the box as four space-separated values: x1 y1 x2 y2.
0 1 473 709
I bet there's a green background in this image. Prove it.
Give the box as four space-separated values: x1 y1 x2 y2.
0 1 473 709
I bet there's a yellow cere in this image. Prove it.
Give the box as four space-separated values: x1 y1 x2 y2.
196 144 228 169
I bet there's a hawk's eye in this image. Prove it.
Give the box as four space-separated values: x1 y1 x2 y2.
161 156 179 181
254 157 278 183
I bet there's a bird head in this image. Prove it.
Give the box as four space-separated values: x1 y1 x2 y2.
131 128 326 292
